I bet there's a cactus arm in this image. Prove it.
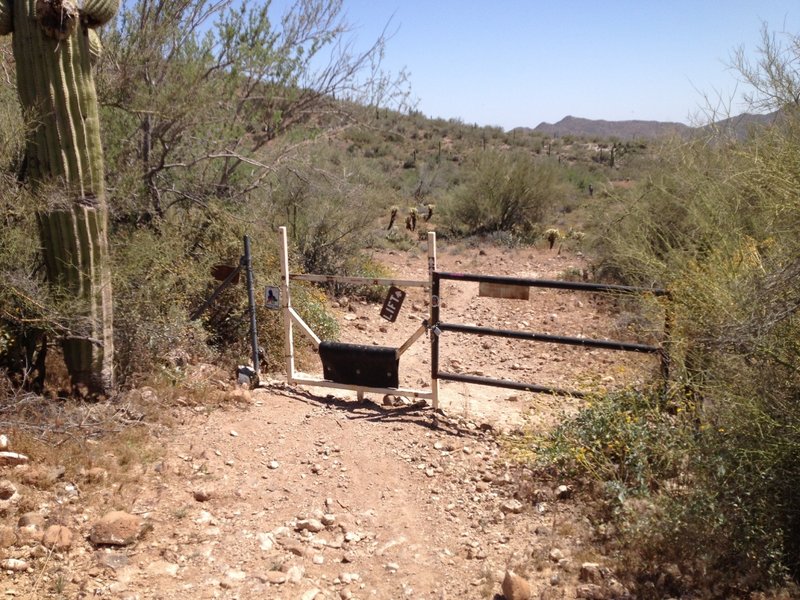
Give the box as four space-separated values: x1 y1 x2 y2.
80 0 118 28
87 28 101 65
0 0 12 35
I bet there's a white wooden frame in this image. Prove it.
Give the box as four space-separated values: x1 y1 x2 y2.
279 226 439 409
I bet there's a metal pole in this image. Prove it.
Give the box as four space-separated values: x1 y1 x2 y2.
428 232 439 411
430 271 441 411
243 236 260 384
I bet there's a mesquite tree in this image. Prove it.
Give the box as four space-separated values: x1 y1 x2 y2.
0 0 117 394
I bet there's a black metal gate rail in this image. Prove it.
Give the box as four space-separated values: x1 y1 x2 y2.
430 271 670 399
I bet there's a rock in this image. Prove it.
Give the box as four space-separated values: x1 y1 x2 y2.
261 570 287 584
301 589 321 600
576 583 606 599
500 499 524 514
225 569 247 583
0 452 28 466
193 487 213 502
42 525 73 551
228 388 252 403
0 480 19 514
555 484 572 500
147 560 180 577
268 460 280 470
297 518 325 533
0 434 8 450
580 562 603 583
85 467 108 483
0 558 28 572
279 539 308 557
284 564 305 583
17 512 45 542
95 550 130 570
0 525 15 548
339 572 360 584
502 569 531 600
90 511 144 546
257 532 275 551
549 548 565 562
322 513 336 527
19 464 65 488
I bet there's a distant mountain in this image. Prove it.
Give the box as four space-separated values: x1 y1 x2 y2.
701 111 781 139
529 112 780 141
531 116 690 140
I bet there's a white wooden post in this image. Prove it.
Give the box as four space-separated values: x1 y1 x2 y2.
279 227 295 381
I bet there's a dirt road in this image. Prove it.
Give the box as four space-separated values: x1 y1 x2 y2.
1 242 653 599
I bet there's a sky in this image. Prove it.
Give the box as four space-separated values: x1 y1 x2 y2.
283 0 800 131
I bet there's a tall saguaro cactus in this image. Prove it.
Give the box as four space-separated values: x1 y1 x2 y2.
0 0 118 393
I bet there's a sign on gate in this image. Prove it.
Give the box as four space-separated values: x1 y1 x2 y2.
479 281 530 300
265 286 280 310
380 286 406 322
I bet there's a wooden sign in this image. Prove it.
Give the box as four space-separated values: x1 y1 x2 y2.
380 286 406 322
478 281 530 300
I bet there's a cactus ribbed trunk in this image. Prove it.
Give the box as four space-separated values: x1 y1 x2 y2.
1 0 119 394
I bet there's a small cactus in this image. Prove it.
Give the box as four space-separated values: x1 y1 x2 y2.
2 0 119 393
545 228 562 250
406 207 418 232
387 205 398 230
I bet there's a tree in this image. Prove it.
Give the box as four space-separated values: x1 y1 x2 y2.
97 0 412 226
1 0 118 394
731 24 800 112
444 151 560 236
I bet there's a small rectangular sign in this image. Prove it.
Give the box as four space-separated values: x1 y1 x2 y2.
478 282 530 300
265 286 281 310
380 286 406 322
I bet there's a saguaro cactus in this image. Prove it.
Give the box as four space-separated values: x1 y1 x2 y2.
1 0 118 393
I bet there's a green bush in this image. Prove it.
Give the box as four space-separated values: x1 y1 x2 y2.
441 150 561 236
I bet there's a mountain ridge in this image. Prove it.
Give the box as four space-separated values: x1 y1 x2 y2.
524 112 779 140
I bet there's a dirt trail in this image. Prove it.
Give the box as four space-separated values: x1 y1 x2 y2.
0 242 653 599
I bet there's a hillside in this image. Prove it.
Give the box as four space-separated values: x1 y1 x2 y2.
529 111 780 140
531 115 690 140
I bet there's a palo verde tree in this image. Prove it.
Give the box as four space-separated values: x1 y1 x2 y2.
0 0 118 394
98 0 411 226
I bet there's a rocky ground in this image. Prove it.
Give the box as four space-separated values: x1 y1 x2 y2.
0 240 665 599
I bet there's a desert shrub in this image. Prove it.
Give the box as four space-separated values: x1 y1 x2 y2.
111 224 216 384
536 388 691 496
531 383 800 597
441 150 562 236
558 39 800 593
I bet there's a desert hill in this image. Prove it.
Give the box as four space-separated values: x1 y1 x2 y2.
528 111 780 140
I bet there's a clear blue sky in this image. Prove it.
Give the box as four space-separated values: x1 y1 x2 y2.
304 1 799 130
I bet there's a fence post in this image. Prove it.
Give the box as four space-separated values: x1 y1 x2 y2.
429 230 439 411
279 227 295 381
243 236 260 384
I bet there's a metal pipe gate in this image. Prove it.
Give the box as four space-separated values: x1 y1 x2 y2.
430 271 670 399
